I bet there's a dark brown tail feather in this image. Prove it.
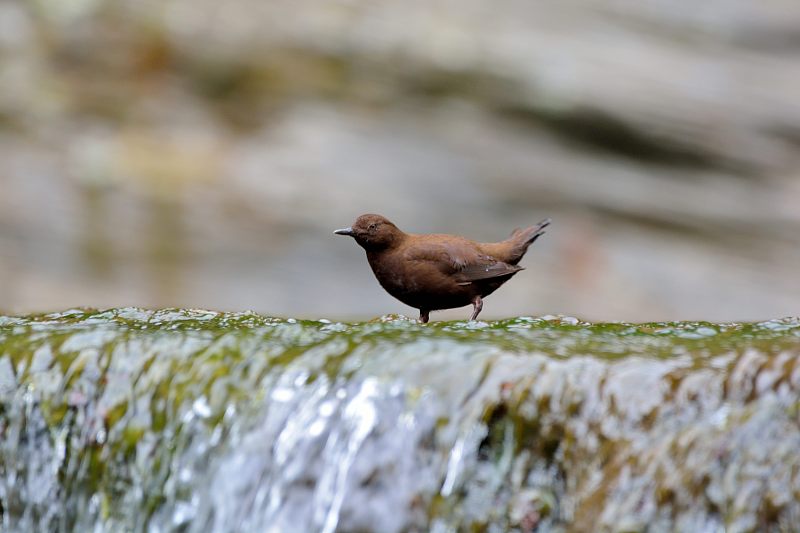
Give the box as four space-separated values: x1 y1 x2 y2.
504 218 551 265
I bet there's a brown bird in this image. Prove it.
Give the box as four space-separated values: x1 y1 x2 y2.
334 214 550 323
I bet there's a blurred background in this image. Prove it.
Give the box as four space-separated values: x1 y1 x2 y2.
1 0 799 322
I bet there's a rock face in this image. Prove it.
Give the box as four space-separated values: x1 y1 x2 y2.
1 309 800 532
1 1 800 320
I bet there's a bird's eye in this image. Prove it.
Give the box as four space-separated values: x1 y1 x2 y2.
368 223 377 231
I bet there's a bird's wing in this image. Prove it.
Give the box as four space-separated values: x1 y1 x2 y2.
404 240 523 284
453 261 523 283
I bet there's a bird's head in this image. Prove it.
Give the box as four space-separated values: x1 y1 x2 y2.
334 214 404 251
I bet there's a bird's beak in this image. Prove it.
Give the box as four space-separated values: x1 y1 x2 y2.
334 227 354 236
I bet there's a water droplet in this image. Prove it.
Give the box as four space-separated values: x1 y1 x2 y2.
308 419 327 437
271 387 294 403
192 397 212 419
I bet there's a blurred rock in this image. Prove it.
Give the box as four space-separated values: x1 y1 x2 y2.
1 0 799 320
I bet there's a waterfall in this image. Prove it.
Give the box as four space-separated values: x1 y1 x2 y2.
1 309 799 532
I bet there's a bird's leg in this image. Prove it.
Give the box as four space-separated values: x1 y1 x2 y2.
419 310 430 324
469 296 483 321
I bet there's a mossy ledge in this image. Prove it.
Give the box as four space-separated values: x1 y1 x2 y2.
1 308 799 532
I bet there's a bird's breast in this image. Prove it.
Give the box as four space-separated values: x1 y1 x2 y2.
367 252 415 293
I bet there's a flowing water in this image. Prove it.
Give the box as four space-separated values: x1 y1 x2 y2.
1 309 799 533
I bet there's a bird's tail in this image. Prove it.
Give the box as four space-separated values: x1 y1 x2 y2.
501 218 551 265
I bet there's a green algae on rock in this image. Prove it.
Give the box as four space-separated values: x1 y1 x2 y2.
1 309 799 532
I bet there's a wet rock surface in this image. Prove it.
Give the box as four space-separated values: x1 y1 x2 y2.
1 309 799 532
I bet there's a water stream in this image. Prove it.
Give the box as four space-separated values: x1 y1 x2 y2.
1 309 799 532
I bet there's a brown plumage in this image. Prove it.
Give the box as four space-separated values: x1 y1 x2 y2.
334 214 551 323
